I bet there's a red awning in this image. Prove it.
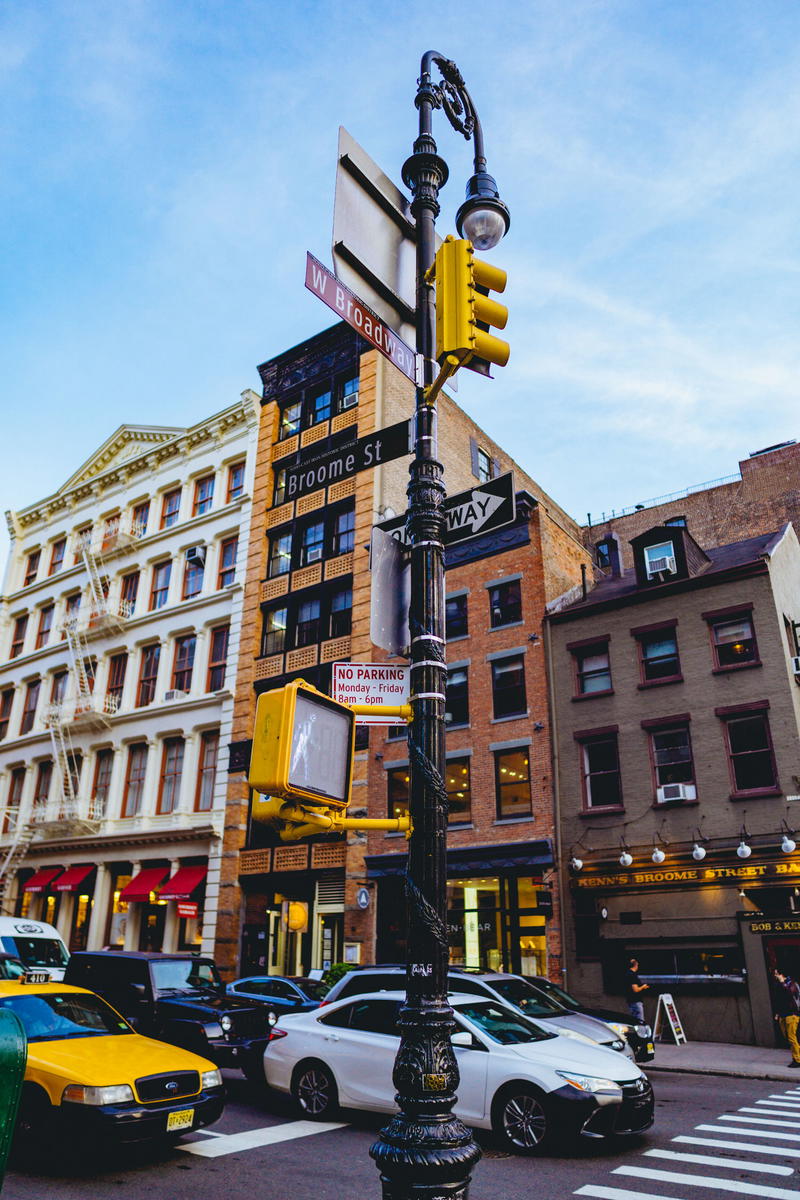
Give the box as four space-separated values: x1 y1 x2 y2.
23 867 63 894
158 866 207 901
118 867 169 902
53 865 95 893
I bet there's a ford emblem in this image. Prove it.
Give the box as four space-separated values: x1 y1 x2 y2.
15 923 42 935
166 1081 178 1092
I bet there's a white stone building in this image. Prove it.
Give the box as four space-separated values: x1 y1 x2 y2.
0 391 260 956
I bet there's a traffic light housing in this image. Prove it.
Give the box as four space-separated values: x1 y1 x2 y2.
249 679 356 811
433 236 509 370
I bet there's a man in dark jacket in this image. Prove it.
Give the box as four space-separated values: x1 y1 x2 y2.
773 969 800 1067
625 957 649 1022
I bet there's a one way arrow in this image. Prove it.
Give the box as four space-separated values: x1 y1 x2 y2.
446 488 505 535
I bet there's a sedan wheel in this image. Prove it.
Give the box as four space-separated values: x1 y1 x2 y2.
292 1061 338 1119
493 1086 552 1155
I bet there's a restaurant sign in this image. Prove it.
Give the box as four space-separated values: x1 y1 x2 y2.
749 918 800 935
574 861 800 890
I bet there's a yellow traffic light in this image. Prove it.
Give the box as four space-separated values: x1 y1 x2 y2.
433 236 509 369
249 678 355 810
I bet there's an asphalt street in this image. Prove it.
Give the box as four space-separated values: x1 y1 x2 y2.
5 1072 800 1200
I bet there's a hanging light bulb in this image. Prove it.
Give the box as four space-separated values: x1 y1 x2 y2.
619 851 633 868
652 846 666 864
737 839 752 859
782 834 797 854
692 842 707 862
570 856 583 872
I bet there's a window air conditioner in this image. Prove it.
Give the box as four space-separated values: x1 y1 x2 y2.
164 689 187 702
656 783 692 804
792 655 800 677
646 555 676 577
185 545 206 566
305 546 323 563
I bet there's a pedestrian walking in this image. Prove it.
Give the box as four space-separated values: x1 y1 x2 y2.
773 969 800 1067
625 956 649 1022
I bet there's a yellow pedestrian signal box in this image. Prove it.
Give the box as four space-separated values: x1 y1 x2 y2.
433 236 509 370
249 679 356 811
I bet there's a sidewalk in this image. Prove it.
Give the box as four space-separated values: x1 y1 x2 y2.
647 1038 800 1081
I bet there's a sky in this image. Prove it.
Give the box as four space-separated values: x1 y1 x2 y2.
2 0 800 566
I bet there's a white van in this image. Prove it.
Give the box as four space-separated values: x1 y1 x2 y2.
0 917 69 980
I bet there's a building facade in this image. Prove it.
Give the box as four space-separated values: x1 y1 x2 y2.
546 520 800 1045
0 393 260 955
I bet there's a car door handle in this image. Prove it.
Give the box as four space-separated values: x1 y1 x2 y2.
324 1033 340 1041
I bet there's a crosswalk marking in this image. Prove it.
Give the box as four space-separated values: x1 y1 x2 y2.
740 1107 800 1120
765 1097 800 1105
615 1165 800 1198
760 1101 800 1110
576 1188 669 1200
179 1119 347 1158
644 1147 793 1175
676 1134 800 1158
719 1113 800 1129
696 1122 800 1142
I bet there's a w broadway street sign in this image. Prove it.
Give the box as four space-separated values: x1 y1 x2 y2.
306 253 418 384
284 420 411 502
378 472 516 548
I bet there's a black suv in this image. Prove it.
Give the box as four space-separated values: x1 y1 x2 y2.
64 952 277 1081
525 976 655 1064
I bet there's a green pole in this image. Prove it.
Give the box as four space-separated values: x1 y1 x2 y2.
0 1009 27 1190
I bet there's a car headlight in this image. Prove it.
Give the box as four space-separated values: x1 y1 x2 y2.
220 1015 233 1032
636 1024 652 1038
607 1022 631 1039
555 1071 621 1095
62 1084 135 1106
201 1069 223 1090
555 1028 597 1045
609 1039 626 1052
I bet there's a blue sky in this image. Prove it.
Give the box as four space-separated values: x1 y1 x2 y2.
2 1 800 565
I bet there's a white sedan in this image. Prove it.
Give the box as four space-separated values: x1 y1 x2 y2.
263 990 654 1155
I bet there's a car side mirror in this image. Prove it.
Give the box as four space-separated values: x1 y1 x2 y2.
451 1031 473 1048
130 983 147 1000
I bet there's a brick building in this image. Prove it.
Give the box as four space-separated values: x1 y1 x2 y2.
546 518 800 1045
214 321 590 979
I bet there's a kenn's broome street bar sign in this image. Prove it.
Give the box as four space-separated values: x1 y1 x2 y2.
305 253 418 384
285 420 411 502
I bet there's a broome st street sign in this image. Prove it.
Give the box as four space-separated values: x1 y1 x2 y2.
285 419 412 501
305 253 418 384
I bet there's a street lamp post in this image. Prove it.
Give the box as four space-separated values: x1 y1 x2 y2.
370 53 509 1200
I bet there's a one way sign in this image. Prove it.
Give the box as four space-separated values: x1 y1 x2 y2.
378 472 516 548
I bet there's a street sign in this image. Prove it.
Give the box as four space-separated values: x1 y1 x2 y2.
356 886 371 910
332 662 410 725
284 418 411 502
378 472 516 548
306 253 417 384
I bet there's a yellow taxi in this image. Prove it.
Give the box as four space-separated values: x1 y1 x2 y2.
0 973 225 1149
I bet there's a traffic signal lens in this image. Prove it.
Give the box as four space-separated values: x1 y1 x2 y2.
289 690 351 805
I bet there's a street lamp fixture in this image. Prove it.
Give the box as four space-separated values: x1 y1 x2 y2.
455 171 510 250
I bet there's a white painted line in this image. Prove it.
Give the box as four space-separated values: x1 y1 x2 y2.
616 1165 800 1199
676 1134 800 1158
697 1123 800 1143
179 1119 347 1158
761 1102 800 1110
645 1148 793 1175
741 1107 800 1119
720 1114 800 1129
767 1097 800 1105
576 1188 669 1200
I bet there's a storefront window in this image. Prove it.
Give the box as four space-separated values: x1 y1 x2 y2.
107 874 131 947
70 893 92 951
447 878 503 971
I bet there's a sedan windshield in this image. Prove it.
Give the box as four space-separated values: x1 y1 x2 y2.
527 976 580 1009
4 937 68 971
457 1001 556 1044
151 958 222 996
490 978 565 1018
0 992 133 1041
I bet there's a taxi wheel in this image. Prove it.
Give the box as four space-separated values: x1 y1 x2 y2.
14 1086 54 1156
491 1084 554 1156
291 1060 338 1119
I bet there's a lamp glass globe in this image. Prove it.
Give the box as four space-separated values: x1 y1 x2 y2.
619 852 632 868
782 835 797 854
692 844 706 861
652 848 666 864
737 841 752 859
571 857 583 871
460 206 506 251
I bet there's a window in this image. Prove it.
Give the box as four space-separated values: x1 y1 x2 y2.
91 749 113 819
33 761 52 813
489 579 522 628
74 526 92 564
227 462 245 502
193 475 215 516
158 738 185 814
308 389 332 425
3 768 25 834
120 571 139 616
664 515 687 528
50 671 68 705
580 733 623 810
83 657 97 693
122 744 148 817
106 653 127 711
446 594 468 640
207 626 229 691
296 599 321 647
300 521 324 566
101 514 121 551
709 612 758 669
0 690 13 739
573 643 612 696
10 615 28 659
261 608 287 657
491 655 527 719
48 539 66 576
66 752 83 800
150 560 172 610
720 708 778 795
333 508 355 556
183 555 205 599
268 531 292 577
387 766 410 820
279 400 302 440
195 731 219 812
445 667 469 727
638 627 681 683
24 551 40 587
470 439 493 483
35 606 54 649
445 757 471 824
172 636 196 692
650 725 695 793
329 589 352 638
19 680 40 735
160 488 181 529
137 645 161 707
643 540 675 577
495 748 532 819
273 467 287 507
339 376 359 410
218 536 238 588
132 501 150 538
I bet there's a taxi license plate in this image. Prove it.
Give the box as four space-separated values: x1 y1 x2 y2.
167 1109 194 1132
646 1043 654 1054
